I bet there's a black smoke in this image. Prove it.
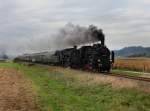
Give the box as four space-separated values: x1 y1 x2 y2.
54 23 105 47
0 23 105 56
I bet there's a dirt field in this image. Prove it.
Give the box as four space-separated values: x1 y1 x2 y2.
0 68 39 111
113 58 150 72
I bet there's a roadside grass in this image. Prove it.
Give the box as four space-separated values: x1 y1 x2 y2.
0 62 150 111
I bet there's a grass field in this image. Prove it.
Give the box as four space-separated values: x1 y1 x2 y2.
112 69 142 77
113 58 150 73
0 62 150 111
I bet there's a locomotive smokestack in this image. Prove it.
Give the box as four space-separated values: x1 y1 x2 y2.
74 45 77 49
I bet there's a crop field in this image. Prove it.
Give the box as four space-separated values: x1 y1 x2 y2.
0 62 150 111
113 58 150 73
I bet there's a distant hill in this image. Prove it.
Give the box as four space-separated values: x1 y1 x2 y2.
115 46 150 57
0 53 9 60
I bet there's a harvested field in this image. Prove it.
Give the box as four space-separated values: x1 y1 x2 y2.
0 68 39 111
113 58 150 72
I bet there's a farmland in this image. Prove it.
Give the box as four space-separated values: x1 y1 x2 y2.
113 58 150 73
0 62 150 111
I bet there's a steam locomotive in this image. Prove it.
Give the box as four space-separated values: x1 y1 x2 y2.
14 26 114 72
14 43 114 72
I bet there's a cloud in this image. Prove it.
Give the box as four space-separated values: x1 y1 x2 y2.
0 0 150 55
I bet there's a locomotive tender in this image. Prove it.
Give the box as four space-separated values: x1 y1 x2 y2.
14 27 114 72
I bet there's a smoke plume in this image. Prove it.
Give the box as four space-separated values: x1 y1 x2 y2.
54 23 105 47
0 23 105 56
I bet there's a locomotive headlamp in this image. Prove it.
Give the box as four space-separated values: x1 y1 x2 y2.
98 59 101 62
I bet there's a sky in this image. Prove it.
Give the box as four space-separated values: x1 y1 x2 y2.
0 0 150 55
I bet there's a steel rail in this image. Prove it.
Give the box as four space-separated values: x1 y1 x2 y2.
109 73 150 82
19 62 150 82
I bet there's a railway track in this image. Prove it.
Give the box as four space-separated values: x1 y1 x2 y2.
21 62 150 82
109 73 150 82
